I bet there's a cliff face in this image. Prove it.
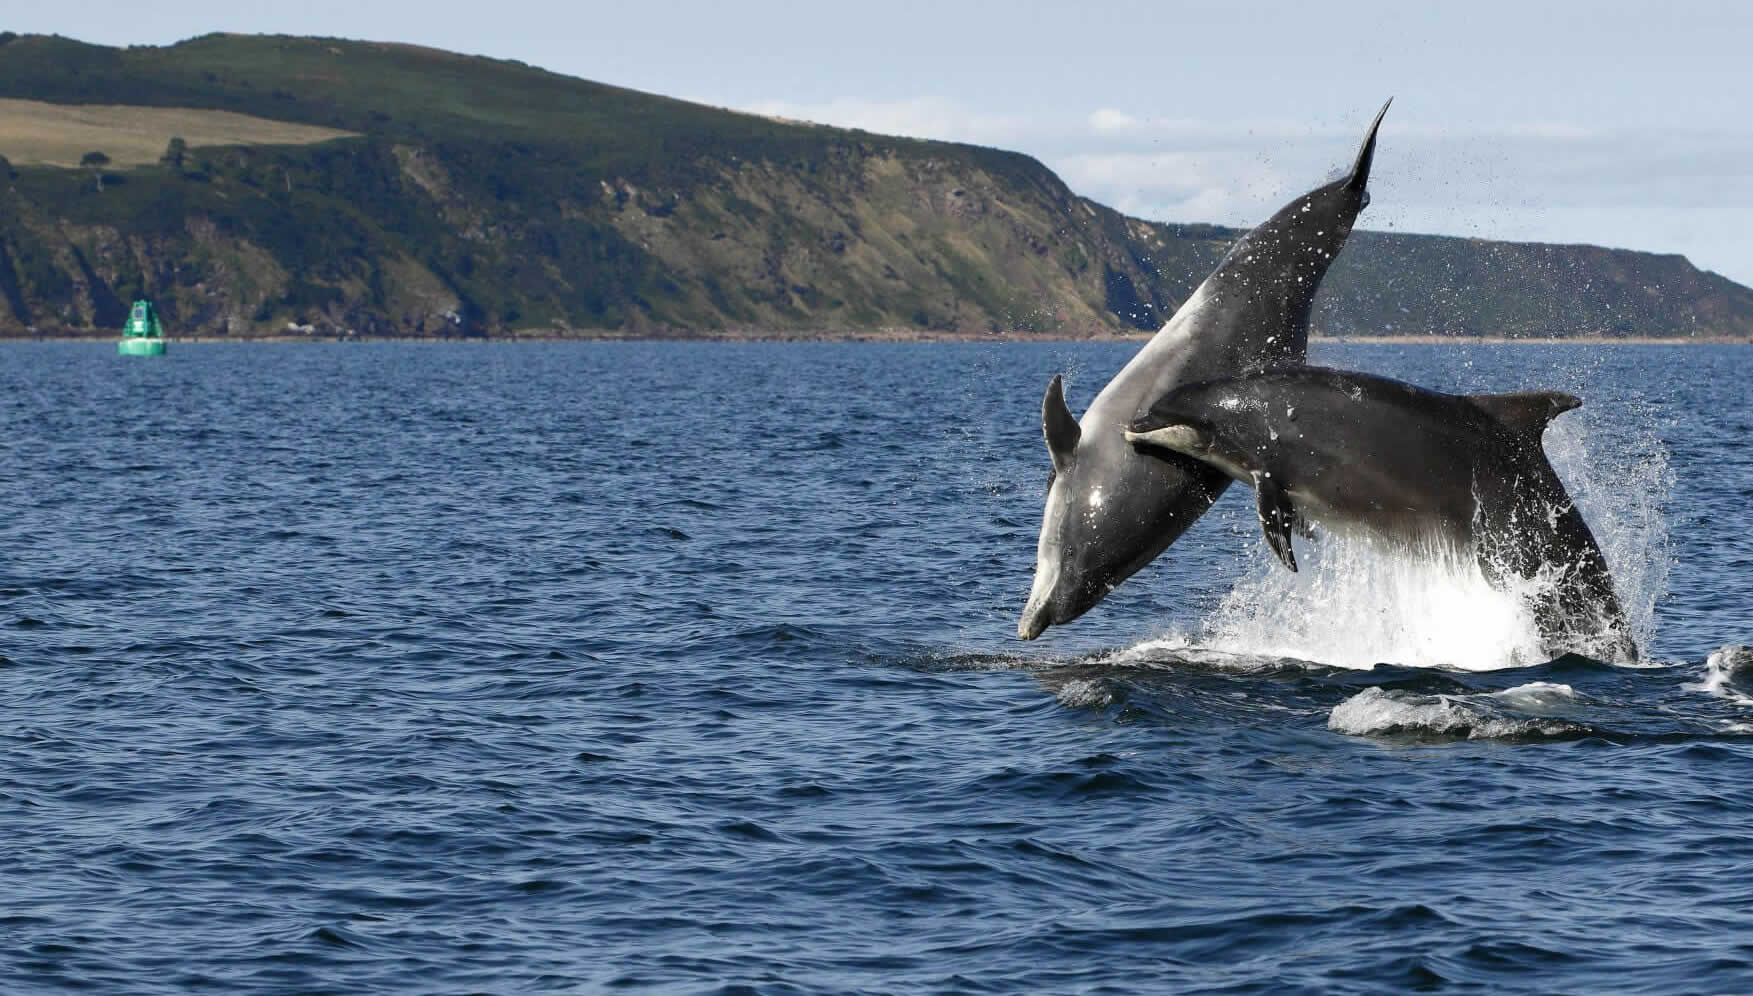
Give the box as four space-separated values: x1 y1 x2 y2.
1 32 1749 339
0 137 1212 337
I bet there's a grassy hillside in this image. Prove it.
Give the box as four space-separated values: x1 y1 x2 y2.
0 30 1749 339
0 97 355 167
0 32 1048 187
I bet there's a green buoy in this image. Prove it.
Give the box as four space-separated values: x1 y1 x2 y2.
118 299 167 356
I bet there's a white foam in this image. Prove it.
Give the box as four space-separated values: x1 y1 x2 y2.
1489 681 1578 707
1194 534 1545 671
1684 645 1753 706
1054 677 1115 708
1328 687 1474 735
1096 632 1298 673
1327 686 1583 740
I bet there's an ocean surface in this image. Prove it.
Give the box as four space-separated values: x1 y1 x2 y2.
3 339 1751 993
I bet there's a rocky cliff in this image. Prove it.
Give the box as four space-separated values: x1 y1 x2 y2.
2 32 1748 339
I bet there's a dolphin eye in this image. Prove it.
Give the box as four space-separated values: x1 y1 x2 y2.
1045 467 1057 493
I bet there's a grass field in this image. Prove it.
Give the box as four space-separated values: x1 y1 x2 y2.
0 97 357 168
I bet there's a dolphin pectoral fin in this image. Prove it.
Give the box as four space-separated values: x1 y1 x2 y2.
1466 391 1582 438
1254 472 1298 572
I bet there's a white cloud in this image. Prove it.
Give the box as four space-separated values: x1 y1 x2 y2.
1052 151 1293 223
1088 108 1136 134
716 93 1753 284
1499 121 1600 141
727 96 1035 147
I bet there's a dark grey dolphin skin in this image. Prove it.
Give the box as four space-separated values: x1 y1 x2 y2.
1124 368 1637 661
1020 100 1392 640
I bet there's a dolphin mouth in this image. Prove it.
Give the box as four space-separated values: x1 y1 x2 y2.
1124 425 1204 455
1018 585 1056 639
1020 584 1106 640
1020 542 1064 640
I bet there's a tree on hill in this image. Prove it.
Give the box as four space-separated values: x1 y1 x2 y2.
161 137 187 170
80 150 110 191
0 153 14 183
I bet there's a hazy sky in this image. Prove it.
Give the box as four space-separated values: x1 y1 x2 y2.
13 1 1752 283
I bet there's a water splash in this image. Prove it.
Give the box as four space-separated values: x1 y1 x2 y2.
1684 645 1753 706
1541 402 1673 654
1196 535 1545 671
1167 395 1673 672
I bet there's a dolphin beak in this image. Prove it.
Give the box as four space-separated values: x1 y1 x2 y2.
1019 558 1061 640
1346 97 1392 195
1124 425 1204 456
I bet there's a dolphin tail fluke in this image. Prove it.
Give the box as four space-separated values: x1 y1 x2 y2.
1346 98 1393 194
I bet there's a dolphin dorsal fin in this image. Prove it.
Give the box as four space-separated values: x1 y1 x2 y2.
1347 98 1392 193
1042 375 1081 474
1467 390 1582 437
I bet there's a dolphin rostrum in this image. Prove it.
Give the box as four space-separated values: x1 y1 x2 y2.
1125 367 1637 661
1019 100 1392 640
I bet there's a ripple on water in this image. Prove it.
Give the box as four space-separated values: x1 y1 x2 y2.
0 341 1749 993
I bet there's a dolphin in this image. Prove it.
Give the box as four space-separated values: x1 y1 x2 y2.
1019 99 1392 640
1124 367 1637 661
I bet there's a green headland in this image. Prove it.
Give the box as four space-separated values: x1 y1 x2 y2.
1 31 1749 340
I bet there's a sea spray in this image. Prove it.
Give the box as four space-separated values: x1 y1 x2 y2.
1540 401 1673 654
1684 645 1753 705
1197 534 1546 671
1169 389 1674 671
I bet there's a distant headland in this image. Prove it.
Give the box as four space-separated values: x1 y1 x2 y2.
3 31 1751 341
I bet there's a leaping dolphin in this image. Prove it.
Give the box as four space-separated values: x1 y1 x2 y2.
1019 100 1391 640
1125 367 1637 661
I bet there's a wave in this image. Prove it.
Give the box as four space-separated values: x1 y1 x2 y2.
1327 683 1596 741
1030 629 1753 746
1684 645 1753 707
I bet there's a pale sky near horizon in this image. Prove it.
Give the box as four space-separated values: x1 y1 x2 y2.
10 1 1751 284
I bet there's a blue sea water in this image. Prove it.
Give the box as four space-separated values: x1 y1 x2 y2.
2 339 1751 993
